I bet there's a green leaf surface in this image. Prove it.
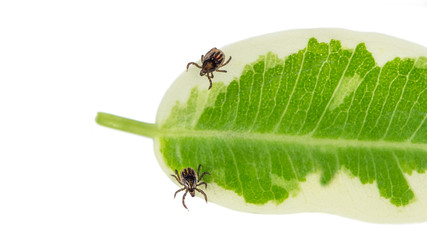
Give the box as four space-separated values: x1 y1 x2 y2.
160 37 427 207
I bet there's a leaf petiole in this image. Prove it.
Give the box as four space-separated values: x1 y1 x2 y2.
96 112 158 138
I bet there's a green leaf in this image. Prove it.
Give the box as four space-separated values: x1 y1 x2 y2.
97 29 427 223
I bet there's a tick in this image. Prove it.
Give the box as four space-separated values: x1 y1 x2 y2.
186 48 232 90
171 164 210 210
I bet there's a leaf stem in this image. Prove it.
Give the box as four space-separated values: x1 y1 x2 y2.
96 112 159 138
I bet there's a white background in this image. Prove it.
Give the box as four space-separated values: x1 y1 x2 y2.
1 0 427 239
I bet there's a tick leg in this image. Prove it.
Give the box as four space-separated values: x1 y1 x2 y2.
182 190 189 210
196 188 208 203
197 181 207 189
198 172 210 181
187 62 202 71
215 69 227 73
197 165 210 183
206 74 213 90
220 56 232 67
201 55 204 62
171 169 181 183
171 174 180 183
174 188 185 199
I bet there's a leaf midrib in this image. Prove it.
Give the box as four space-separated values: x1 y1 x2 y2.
158 129 427 151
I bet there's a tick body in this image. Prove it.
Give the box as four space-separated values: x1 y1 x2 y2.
171 164 210 210
186 48 232 90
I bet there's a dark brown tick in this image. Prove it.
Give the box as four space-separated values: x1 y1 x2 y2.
171 164 210 210
186 47 232 90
